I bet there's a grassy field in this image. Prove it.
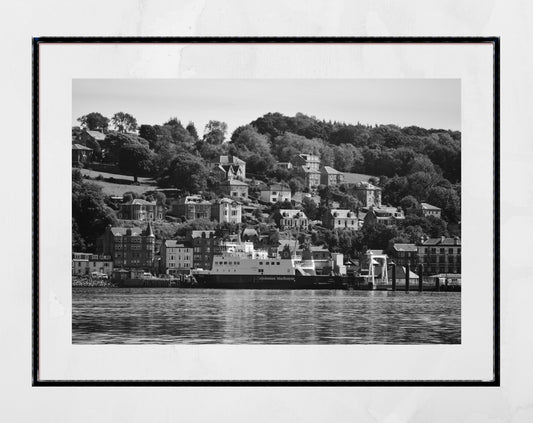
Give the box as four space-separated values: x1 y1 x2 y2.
77 168 157 197
342 172 376 184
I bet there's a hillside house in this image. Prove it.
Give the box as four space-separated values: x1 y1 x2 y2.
322 209 359 230
260 184 291 203
320 166 345 186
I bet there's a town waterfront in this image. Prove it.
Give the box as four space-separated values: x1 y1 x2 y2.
72 288 461 344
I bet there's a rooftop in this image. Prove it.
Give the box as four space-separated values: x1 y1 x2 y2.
128 199 156 206
321 166 342 174
329 209 357 219
109 224 154 238
213 197 241 205
85 130 106 141
279 209 307 219
178 195 211 205
297 153 319 161
392 243 418 252
164 240 192 248
420 202 441 210
72 143 92 151
420 237 461 246
189 230 215 239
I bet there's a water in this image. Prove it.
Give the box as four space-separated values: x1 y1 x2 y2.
72 288 461 344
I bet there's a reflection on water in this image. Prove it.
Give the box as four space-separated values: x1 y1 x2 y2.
72 288 460 344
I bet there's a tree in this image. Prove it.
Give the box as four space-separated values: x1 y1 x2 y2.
301 196 318 220
229 126 275 174
105 133 150 164
427 185 461 223
164 117 182 126
399 195 420 215
203 120 228 144
159 153 210 193
117 142 155 183
139 124 158 146
112 112 138 133
186 122 199 141
288 176 305 195
268 230 280 245
360 223 400 251
77 112 109 131
72 173 117 251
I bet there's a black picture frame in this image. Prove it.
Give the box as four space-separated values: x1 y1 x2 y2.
32 36 500 387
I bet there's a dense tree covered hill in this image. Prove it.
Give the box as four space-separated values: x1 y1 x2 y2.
249 112 460 183
75 111 461 227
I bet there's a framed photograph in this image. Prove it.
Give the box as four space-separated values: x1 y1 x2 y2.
33 37 499 385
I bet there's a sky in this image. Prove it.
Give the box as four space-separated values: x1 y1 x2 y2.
72 79 461 137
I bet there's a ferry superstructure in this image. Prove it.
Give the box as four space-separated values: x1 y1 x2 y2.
192 243 349 289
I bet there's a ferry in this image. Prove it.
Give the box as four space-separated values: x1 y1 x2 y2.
192 243 358 289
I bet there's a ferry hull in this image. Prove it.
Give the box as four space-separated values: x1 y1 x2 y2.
193 274 365 290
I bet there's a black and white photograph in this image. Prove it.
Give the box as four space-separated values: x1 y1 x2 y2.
71 79 462 345
33 38 498 386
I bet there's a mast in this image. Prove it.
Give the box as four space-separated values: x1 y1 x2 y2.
292 224 300 260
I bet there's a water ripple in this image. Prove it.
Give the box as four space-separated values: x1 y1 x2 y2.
72 288 461 344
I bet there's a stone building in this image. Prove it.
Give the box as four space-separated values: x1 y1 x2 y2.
172 195 212 220
272 209 309 230
320 166 345 186
353 181 382 208
72 253 114 276
300 168 321 191
218 179 249 199
417 236 461 275
420 202 442 218
291 153 320 172
118 199 165 221
160 240 193 275
389 243 418 269
212 155 246 181
322 209 359 230
211 198 242 224
188 230 217 270
363 206 405 227
98 223 155 270
260 184 291 203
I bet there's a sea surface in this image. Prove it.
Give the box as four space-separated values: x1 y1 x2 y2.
72 288 461 344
